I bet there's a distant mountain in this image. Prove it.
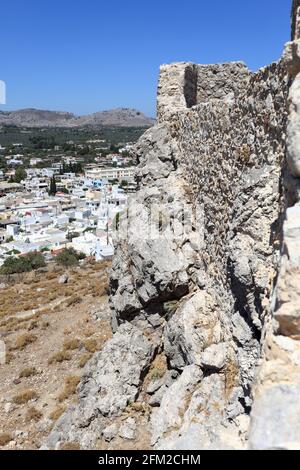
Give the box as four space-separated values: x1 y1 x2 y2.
0 107 155 128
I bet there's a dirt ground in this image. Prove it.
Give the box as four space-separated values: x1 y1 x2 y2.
0 260 112 450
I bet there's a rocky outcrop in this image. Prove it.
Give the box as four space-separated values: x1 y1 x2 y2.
45 1 300 450
247 4 300 449
44 323 157 449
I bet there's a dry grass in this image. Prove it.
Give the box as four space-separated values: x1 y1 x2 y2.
45 272 59 280
12 389 39 405
28 320 39 330
143 353 168 389
63 338 81 351
149 368 165 381
13 332 37 350
0 260 112 450
5 352 14 364
0 261 108 322
0 432 12 446
224 360 239 399
49 404 66 421
19 367 38 378
58 375 80 403
25 406 42 423
78 352 93 368
83 326 96 337
83 338 98 353
48 350 71 365
65 295 82 307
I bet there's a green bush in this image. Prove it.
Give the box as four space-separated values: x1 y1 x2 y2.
0 251 45 275
55 248 86 267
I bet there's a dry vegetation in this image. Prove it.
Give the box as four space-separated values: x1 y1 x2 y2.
49 404 66 421
13 332 37 350
0 260 112 449
12 389 39 405
19 367 38 378
25 407 43 423
0 433 13 446
63 338 81 351
48 350 72 365
57 375 81 402
78 352 93 368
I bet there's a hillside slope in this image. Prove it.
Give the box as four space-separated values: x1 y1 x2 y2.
0 108 155 128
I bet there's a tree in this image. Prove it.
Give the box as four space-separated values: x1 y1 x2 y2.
48 175 57 195
113 212 120 232
55 248 86 268
14 167 27 183
0 251 45 275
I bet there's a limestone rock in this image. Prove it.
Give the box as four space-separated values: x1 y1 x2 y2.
151 365 203 446
249 382 300 449
102 423 118 442
164 291 222 370
58 273 69 284
44 323 156 448
201 343 227 371
119 418 136 440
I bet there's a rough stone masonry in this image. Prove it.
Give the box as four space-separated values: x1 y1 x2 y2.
45 1 300 450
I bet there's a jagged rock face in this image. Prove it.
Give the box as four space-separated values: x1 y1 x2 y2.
109 59 287 449
44 323 157 449
45 1 300 450
247 4 300 449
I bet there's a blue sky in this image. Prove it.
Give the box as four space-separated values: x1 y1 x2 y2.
0 0 291 117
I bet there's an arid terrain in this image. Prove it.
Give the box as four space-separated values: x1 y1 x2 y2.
0 260 112 450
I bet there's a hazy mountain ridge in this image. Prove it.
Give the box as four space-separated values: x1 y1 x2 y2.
0 107 155 128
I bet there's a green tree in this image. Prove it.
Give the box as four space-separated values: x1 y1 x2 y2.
0 251 45 275
14 167 27 183
48 175 57 195
55 248 86 267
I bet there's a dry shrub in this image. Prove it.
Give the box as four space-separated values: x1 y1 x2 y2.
13 332 37 350
25 406 42 423
5 352 14 364
41 320 50 329
63 327 72 335
13 389 39 404
58 375 80 402
83 338 98 353
60 442 81 450
49 404 66 421
48 350 71 365
63 338 81 351
47 292 58 302
144 353 168 388
83 326 96 338
22 303 35 312
28 320 39 330
45 272 57 280
19 367 38 378
78 352 92 368
0 433 12 446
91 285 106 298
66 295 82 307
